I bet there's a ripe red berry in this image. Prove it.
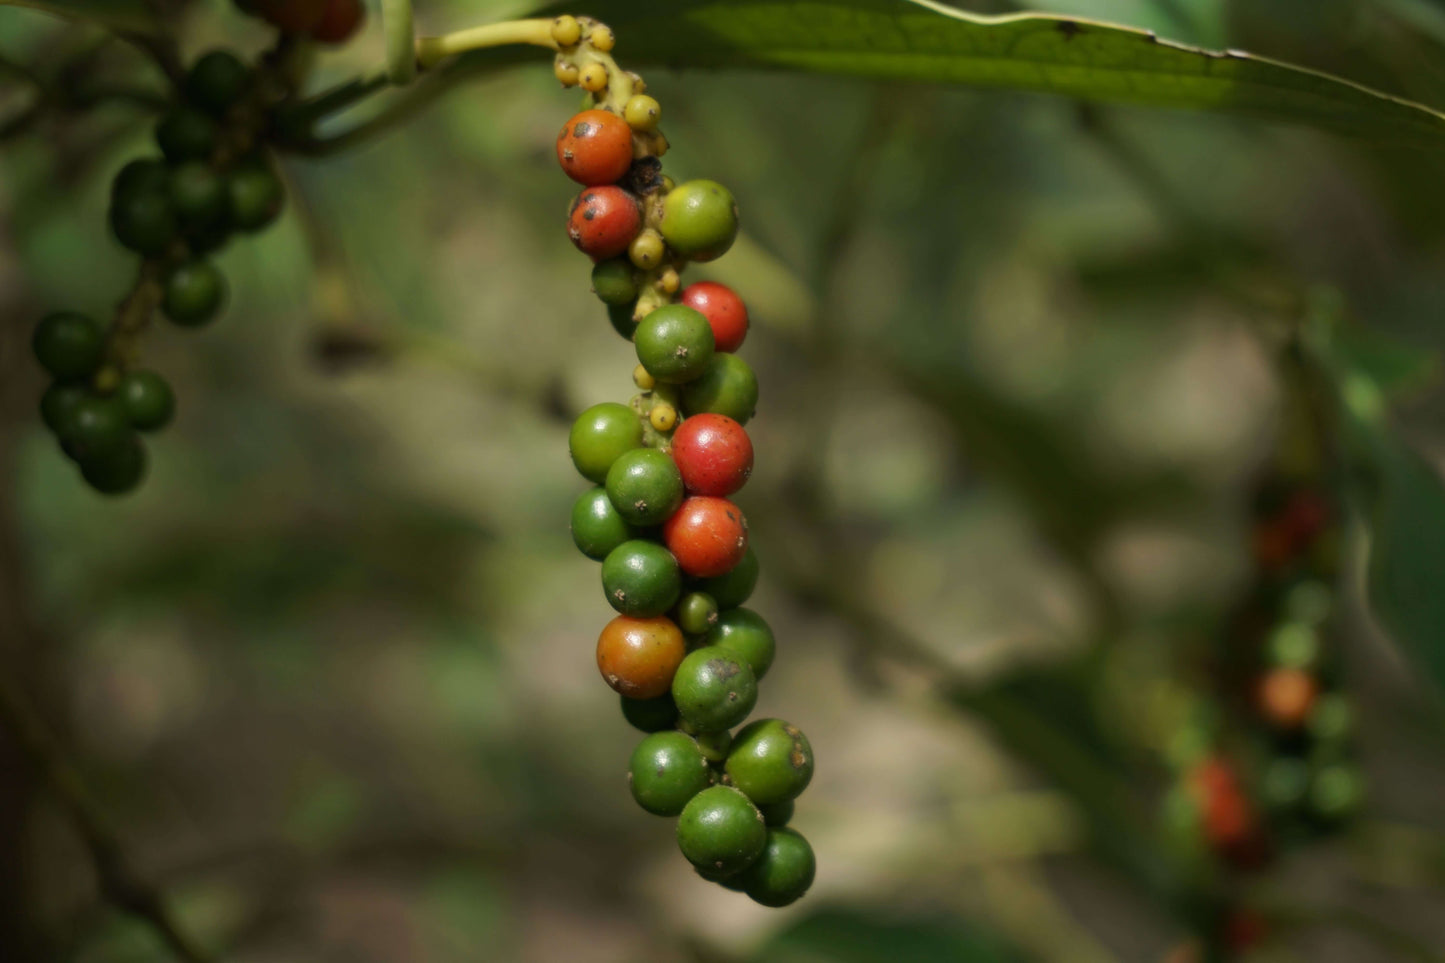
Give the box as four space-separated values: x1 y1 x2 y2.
596 615 686 699
1281 490 1330 545
568 186 642 261
663 496 748 578
671 414 753 497
680 281 749 353
1187 756 1266 868
312 0 366 43
556 109 634 186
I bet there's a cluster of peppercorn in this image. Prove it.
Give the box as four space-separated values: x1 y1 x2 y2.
552 16 816 907
1160 474 1359 955
29 0 365 494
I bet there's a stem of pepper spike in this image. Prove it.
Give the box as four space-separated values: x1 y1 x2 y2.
415 19 559 69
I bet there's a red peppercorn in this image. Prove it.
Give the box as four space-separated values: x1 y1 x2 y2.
596 615 686 699
568 186 642 261
556 109 634 186
312 0 366 44
1258 667 1317 729
671 414 753 497
680 281 749 353
663 496 748 578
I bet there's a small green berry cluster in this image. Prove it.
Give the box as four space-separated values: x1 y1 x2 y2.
30 1 366 495
555 17 815 907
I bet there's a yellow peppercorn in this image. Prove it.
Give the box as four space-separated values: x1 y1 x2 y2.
629 229 666 269
590 24 616 52
650 402 678 432
551 15 582 47
580 62 609 93
554 59 580 87
658 266 681 295
633 364 656 390
624 94 661 131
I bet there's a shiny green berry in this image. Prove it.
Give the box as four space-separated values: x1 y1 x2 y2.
620 693 678 733
635 304 715 385
33 312 105 380
169 161 228 228
758 799 794 827
110 189 176 255
628 731 712 816
1310 764 1364 821
602 539 682 617
571 486 635 560
676 785 766 877
659 180 739 262
605 448 683 526
117 371 175 432
59 396 131 460
694 545 759 609
676 591 719 635
186 50 250 114
112 158 169 200
40 382 89 434
681 353 758 425
671 645 757 733
569 402 643 483
1261 758 1309 812
705 607 775 681
592 259 638 306
156 106 219 162
78 435 147 495
227 160 285 231
725 719 813 805
736 828 815 907
1308 694 1353 744
163 260 227 327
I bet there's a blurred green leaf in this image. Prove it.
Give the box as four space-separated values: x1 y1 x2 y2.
751 907 1028 963
0 0 158 34
515 0 1445 149
1329 324 1442 399
1365 435 1445 696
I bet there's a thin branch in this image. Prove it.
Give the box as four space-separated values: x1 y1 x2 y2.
0 676 213 963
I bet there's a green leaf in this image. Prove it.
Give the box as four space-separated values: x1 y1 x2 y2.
751 907 1027 963
0 0 158 34
1364 435 1445 695
519 0 1445 150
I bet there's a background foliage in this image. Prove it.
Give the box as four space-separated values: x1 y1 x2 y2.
2 0 1444 960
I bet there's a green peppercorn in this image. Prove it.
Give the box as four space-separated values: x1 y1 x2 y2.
1310 764 1364 822
117 371 175 432
77 434 147 495
659 180 739 262
602 539 682 617
169 161 228 228
163 260 227 327
605 448 684 526
592 259 638 306
676 785 766 877
156 106 219 163
635 304 715 385
227 159 285 232
32 312 105 381
758 799 794 828
725 718 813 805
569 402 643 483
110 189 177 256
571 486 636 560
695 728 731 764
694 545 759 609
671 645 757 733
39 382 90 434
735 827 815 907
676 591 719 636
112 158 170 200
628 730 713 816
681 352 758 425
705 607 775 681
186 50 251 115
58 396 132 461
607 302 637 341
620 693 679 733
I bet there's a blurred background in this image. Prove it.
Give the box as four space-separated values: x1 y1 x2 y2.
2 0 1445 960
